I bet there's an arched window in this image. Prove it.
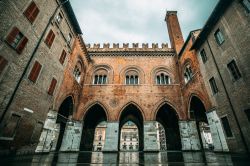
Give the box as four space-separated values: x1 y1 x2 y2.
184 65 193 84
156 72 170 85
73 61 82 83
125 70 139 85
93 68 108 85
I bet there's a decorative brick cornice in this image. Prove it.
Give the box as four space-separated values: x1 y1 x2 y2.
88 51 176 57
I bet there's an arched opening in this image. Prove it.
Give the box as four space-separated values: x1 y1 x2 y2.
56 96 74 151
190 96 213 150
120 121 139 151
119 104 144 151
156 103 181 150
80 104 107 151
93 121 107 151
156 122 167 151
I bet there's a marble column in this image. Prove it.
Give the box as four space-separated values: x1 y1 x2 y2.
59 120 83 152
103 122 119 151
179 120 201 151
144 121 159 151
206 108 229 152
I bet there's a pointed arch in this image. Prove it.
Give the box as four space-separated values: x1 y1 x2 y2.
152 98 179 121
118 101 145 151
154 99 182 150
82 101 110 121
118 101 145 121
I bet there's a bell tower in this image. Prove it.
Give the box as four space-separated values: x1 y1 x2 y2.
165 11 184 54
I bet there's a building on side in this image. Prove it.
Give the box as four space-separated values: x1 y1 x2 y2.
0 0 85 154
191 0 250 152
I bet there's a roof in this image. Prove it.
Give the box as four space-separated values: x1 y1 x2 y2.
61 0 82 34
178 29 201 58
191 0 233 49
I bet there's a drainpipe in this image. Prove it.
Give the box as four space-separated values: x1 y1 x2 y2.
0 0 70 124
206 39 249 152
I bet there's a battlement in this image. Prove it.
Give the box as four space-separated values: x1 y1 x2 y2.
86 43 173 52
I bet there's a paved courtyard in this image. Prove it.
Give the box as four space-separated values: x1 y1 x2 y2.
1 151 249 165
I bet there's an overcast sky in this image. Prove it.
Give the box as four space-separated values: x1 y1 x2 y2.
71 0 219 45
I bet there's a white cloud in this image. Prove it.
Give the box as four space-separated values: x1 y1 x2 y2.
71 0 219 44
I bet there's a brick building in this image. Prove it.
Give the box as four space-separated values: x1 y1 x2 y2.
0 0 83 153
0 0 249 154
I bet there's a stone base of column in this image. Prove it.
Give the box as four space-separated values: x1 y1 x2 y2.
179 120 201 151
103 122 119 152
35 110 58 153
59 120 83 152
144 121 159 151
206 108 229 152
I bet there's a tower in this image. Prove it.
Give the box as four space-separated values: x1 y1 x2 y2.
165 11 184 54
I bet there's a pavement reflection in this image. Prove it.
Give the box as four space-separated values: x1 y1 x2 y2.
1 151 249 165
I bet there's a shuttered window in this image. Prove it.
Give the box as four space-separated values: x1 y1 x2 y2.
6 27 28 54
59 50 67 65
221 116 233 137
23 1 40 23
28 61 42 83
48 78 57 95
227 60 242 81
0 56 8 75
209 77 218 94
45 30 55 48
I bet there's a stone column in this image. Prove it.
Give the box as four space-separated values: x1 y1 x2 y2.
206 108 229 152
144 121 159 151
59 120 83 152
35 110 58 153
179 120 201 151
103 122 119 151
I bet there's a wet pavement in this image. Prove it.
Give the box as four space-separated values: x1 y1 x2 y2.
1 151 249 165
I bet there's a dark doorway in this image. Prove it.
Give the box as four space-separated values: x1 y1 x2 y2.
80 104 107 151
190 96 213 150
156 103 181 150
119 104 144 151
56 96 74 151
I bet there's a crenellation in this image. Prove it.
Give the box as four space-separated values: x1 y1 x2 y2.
86 44 91 48
113 43 119 48
103 43 110 48
87 43 172 51
142 43 148 48
93 43 100 48
152 43 158 48
162 43 168 48
123 43 129 48
133 43 139 48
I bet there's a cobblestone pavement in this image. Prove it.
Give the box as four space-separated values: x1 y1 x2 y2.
1 151 249 165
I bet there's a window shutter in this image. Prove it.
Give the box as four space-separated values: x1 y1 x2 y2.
16 37 28 54
45 30 55 48
48 78 57 95
24 2 39 23
59 50 67 64
30 7 39 23
28 61 42 82
0 56 8 74
6 27 20 46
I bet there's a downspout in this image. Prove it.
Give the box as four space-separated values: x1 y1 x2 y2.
206 39 249 152
0 0 70 124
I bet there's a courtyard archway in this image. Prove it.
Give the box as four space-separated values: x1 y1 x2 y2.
156 103 182 150
189 95 213 150
56 96 74 151
119 103 144 151
80 103 107 151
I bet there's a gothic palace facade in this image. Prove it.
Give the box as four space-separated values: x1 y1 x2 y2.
0 0 249 154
